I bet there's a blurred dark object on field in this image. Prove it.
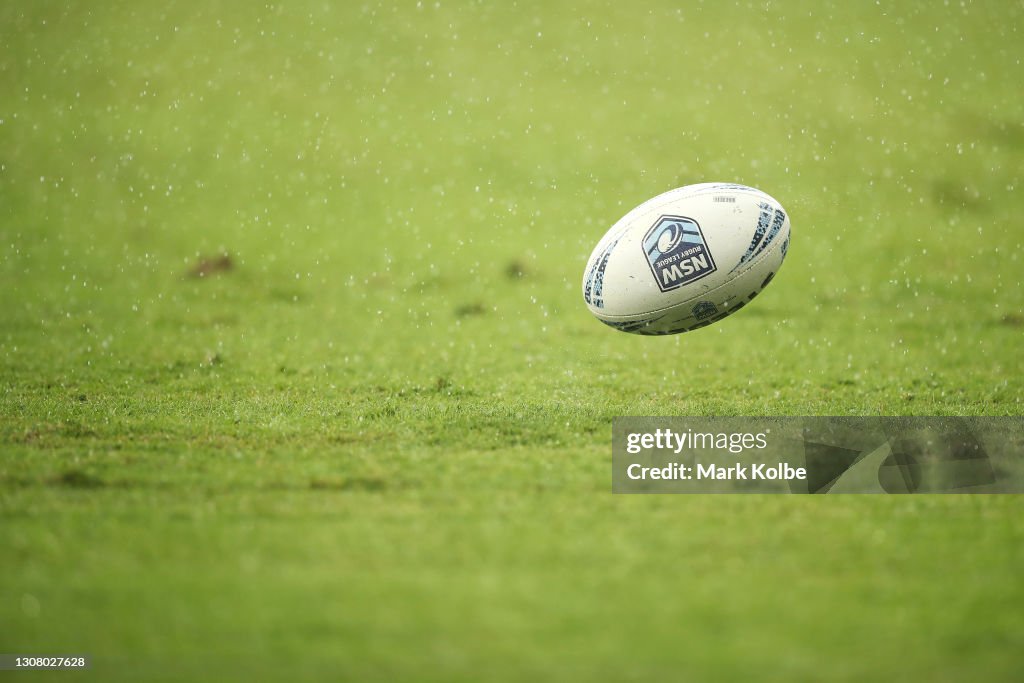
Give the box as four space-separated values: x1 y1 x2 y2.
188 253 234 278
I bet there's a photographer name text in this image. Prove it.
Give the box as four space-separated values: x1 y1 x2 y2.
623 428 806 481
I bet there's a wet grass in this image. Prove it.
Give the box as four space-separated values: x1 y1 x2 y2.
2 1 1024 681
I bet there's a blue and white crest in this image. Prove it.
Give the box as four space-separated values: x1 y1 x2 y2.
642 215 717 292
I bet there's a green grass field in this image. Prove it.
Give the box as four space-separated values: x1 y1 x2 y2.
2 1 1023 680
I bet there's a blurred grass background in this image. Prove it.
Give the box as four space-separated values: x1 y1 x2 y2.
2 1 1023 680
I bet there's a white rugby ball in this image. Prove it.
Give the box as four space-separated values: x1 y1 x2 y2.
582 183 790 335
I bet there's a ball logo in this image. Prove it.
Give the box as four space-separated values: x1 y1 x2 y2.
692 301 719 320
642 215 717 292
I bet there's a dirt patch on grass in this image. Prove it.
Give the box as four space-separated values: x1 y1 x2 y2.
187 253 234 278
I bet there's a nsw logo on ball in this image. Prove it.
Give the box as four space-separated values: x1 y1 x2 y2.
642 215 717 292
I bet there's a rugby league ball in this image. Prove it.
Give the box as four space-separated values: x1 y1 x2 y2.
582 183 790 335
